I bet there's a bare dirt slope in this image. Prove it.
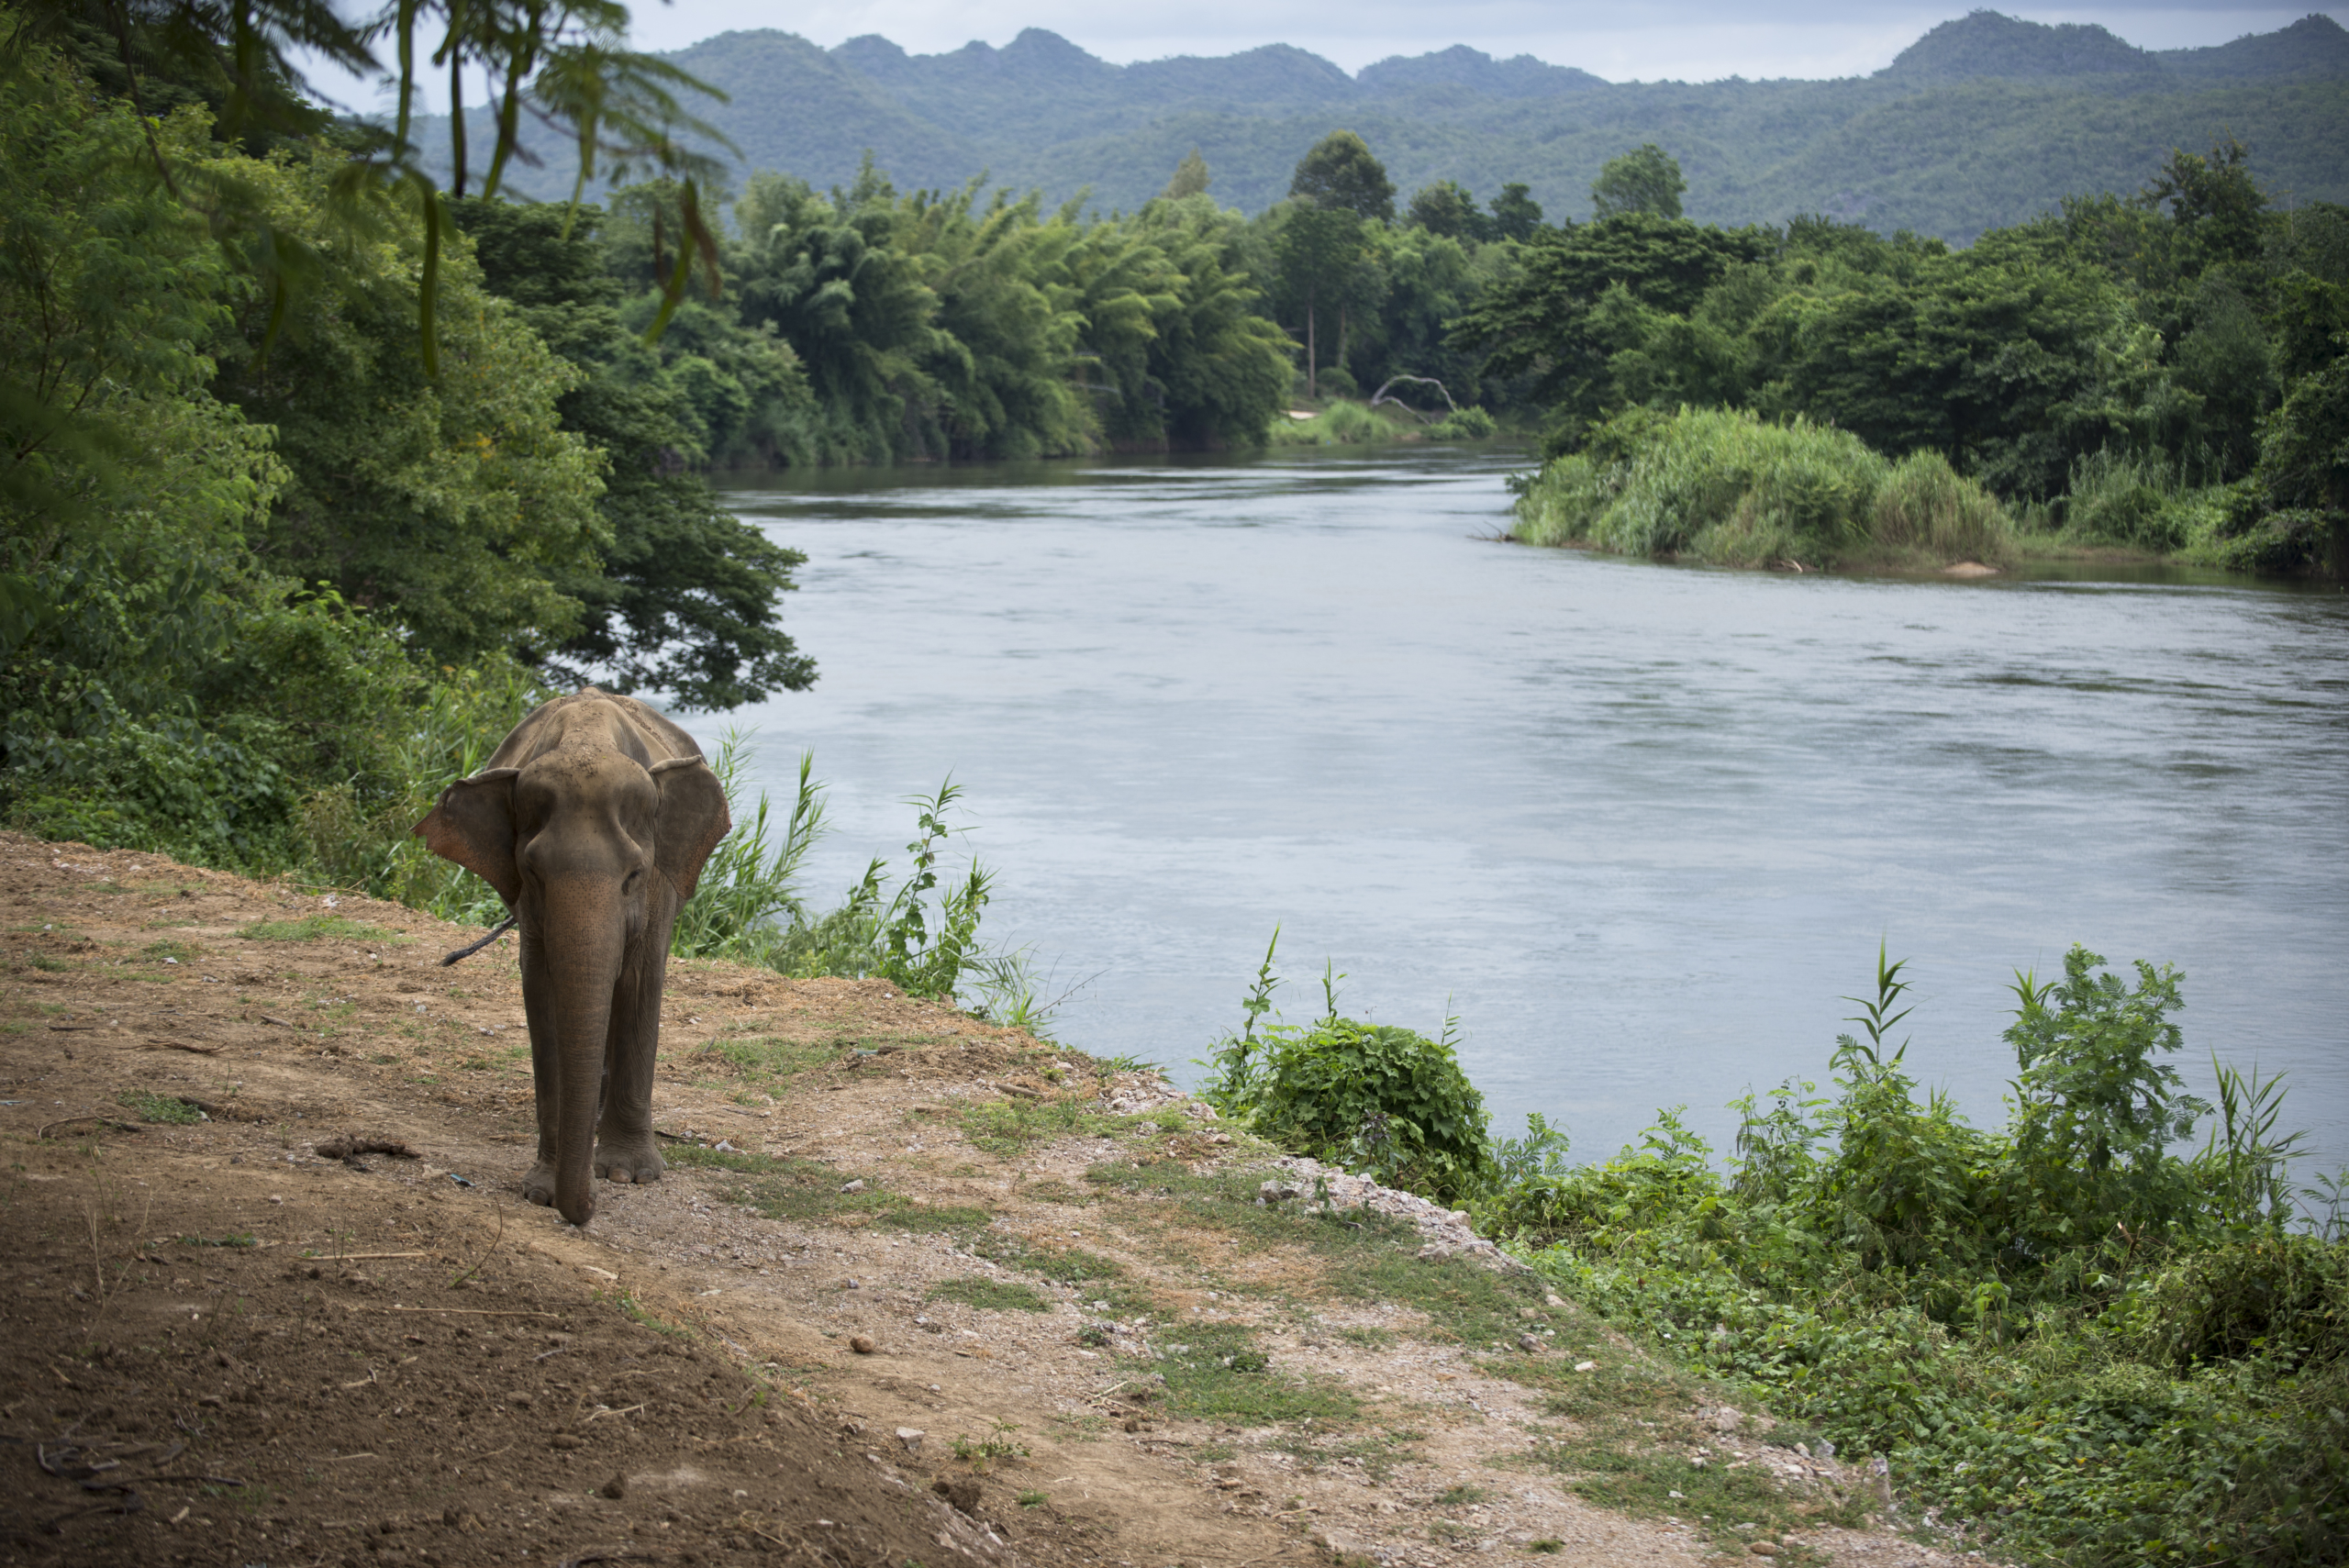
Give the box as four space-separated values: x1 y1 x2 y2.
0 835 1975 1568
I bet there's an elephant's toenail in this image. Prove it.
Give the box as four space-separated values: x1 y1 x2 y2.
611 1169 633 1184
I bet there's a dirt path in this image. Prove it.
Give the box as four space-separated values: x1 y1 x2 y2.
0 834 1976 1568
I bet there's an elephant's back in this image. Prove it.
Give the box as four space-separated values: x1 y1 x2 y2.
484 688 708 773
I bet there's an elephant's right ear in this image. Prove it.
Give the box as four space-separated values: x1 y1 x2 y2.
415 768 522 906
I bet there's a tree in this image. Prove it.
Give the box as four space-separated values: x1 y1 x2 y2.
1488 183 1545 241
1591 144 1687 221
211 151 607 668
1275 203 1379 399
1450 213 1769 439
2143 137 2266 269
1408 181 1487 241
451 198 816 710
1289 130 1396 224
1163 148 1210 200
1117 195 1294 450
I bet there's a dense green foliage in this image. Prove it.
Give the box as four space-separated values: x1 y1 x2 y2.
582 160 1296 462
1198 937 1494 1204
432 15 2349 246
0 18 802 874
1208 940 2349 1565
1477 139 2349 573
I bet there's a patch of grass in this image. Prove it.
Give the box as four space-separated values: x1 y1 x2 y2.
684 1151 996 1234
458 1056 495 1071
1157 1322 1359 1426
703 1035 831 1086
139 940 198 962
971 1233 1124 1283
1508 1350 1692 1418
960 1095 1121 1156
617 1293 693 1339
1436 1484 1488 1506
1086 1156 1549 1342
118 1091 203 1125
1327 1249 1552 1350
238 915 405 943
1525 1423 1861 1556
28 954 70 972
1021 1180 1087 1205
178 1232 257 1248
929 1276 1051 1313
1268 1425 1427 1483
1336 1326 1398 1350
663 1145 795 1175
1017 1489 1047 1508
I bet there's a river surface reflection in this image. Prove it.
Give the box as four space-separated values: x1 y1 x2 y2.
717 448 2349 1178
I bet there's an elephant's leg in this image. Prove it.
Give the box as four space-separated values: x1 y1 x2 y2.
592 935 669 1186
518 927 564 1208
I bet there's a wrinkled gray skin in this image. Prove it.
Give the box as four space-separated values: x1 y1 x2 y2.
416 689 729 1226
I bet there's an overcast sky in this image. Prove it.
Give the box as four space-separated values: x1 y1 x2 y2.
321 3 2345 115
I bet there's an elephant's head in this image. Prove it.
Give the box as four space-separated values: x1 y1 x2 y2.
419 736 729 1225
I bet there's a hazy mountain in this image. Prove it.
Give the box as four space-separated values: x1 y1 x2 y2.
428 11 2349 244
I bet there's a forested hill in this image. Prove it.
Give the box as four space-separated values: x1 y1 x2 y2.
443 10 2349 242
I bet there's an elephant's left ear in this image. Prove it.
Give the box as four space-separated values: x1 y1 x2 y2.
650 755 731 901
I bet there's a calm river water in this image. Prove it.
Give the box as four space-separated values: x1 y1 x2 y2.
718 448 2349 1181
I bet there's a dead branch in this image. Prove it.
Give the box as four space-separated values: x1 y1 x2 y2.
1367 374 1462 421
38 1116 139 1139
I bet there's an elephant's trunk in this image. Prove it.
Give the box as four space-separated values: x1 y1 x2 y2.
541 886 627 1226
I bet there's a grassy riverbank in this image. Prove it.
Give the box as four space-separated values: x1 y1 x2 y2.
1200 940 2349 1567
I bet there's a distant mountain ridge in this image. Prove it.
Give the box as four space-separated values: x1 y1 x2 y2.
440 11 2349 242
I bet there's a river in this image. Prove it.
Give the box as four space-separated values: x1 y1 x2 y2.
717 447 2349 1183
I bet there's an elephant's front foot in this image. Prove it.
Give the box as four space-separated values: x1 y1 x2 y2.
521 1160 559 1208
594 1136 665 1186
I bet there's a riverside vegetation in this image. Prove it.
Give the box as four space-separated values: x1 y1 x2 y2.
1197 936 2349 1567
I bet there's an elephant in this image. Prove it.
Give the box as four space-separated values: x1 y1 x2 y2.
416 688 730 1226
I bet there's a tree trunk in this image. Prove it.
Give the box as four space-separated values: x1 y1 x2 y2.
1305 281 1318 400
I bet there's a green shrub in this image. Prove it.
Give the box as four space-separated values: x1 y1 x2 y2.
1426 406 1498 441
2061 448 2213 550
1197 940 1491 1204
1265 400 1414 447
1511 406 2012 569
1869 450 2011 561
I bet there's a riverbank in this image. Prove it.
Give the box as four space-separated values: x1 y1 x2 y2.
0 833 1984 1567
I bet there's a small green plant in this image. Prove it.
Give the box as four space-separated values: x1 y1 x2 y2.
950 1420 1030 1467
119 1091 202 1125
1075 1324 1113 1347
1436 1484 1488 1506
1016 1489 1047 1508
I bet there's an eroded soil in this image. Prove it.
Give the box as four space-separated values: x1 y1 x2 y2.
0 834 1977 1568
